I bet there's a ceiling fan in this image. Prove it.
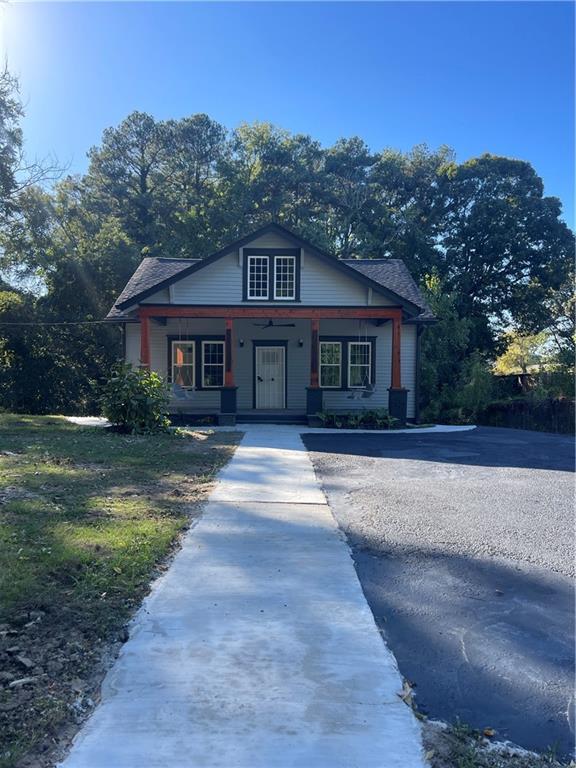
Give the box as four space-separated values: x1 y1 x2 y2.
252 320 296 329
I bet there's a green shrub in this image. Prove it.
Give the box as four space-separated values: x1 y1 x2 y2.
458 352 494 419
101 364 170 434
477 397 575 435
316 409 398 429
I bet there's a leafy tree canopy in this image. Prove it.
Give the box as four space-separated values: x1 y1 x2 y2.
0 68 573 415
493 330 550 375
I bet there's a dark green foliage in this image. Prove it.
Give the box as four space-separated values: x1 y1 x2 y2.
0 66 573 417
316 409 398 429
476 398 575 435
494 371 574 400
419 274 472 422
458 352 495 420
100 364 170 433
0 68 23 221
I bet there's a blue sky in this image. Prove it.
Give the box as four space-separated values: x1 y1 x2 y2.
1 1 574 228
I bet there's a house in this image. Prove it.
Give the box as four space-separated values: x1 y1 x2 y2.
106 223 435 426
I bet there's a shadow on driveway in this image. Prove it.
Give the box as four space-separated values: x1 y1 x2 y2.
305 425 575 472
304 426 575 757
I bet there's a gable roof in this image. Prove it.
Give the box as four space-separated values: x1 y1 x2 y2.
106 223 434 322
341 260 435 322
107 257 200 320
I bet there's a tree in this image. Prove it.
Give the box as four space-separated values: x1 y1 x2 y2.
493 330 549 375
434 154 574 349
159 114 228 257
86 112 170 255
0 68 60 225
542 273 575 366
458 351 494 419
419 273 472 421
0 68 23 221
1 104 573 417
367 144 455 267
318 137 376 257
218 122 324 244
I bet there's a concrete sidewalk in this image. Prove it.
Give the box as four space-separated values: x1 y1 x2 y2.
59 427 425 768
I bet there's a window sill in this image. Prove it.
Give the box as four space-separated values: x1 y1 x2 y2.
244 298 302 303
169 384 225 392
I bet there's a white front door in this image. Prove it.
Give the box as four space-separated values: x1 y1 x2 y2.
255 346 286 409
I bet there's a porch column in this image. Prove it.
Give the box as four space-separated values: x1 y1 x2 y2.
388 315 408 424
306 317 323 422
139 313 151 368
219 317 237 426
224 318 234 387
310 318 319 388
391 316 401 389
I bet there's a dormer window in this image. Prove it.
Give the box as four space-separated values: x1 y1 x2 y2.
274 255 296 300
247 255 269 299
244 248 300 302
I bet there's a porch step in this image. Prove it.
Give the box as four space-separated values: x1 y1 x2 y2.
169 412 307 426
237 412 307 425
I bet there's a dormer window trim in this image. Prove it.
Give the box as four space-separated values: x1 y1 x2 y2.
243 248 301 302
246 254 269 300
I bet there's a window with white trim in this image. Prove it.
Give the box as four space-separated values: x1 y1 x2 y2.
348 342 372 387
274 255 296 300
202 341 225 387
172 341 195 388
319 342 342 388
247 255 269 299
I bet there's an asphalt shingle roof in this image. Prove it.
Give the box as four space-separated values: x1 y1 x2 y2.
106 255 434 322
106 258 200 320
341 259 434 321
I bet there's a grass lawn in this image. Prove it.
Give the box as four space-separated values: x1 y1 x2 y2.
0 414 239 768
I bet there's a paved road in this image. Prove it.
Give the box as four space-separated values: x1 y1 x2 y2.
303 426 575 756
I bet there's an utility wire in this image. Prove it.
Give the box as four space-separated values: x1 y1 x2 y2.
0 320 116 327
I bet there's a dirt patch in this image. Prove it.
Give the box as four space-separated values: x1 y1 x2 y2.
0 487 41 505
422 719 574 768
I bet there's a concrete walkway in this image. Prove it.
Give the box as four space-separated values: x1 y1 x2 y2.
60 427 426 768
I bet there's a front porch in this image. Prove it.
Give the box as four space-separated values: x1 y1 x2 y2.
133 306 413 426
170 409 309 426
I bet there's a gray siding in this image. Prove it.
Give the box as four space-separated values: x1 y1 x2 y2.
141 288 170 304
125 317 417 418
125 323 140 367
299 257 393 306
171 252 240 304
245 233 296 249
320 320 391 412
401 324 417 418
167 232 394 307
234 319 309 411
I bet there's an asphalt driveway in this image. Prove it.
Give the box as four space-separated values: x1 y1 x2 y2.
303 426 575 757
